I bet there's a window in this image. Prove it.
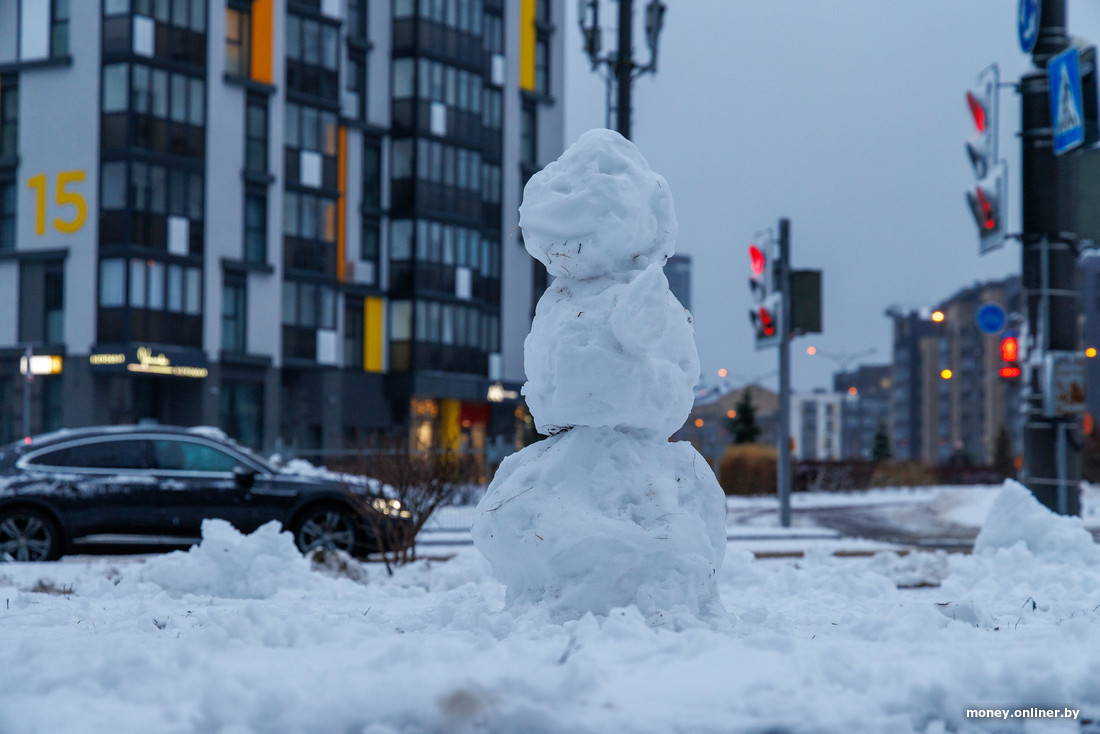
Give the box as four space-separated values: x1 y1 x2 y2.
28 439 149 470
363 136 381 212
245 97 268 175
151 439 243 472
0 181 14 251
220 382 263 449
244 190 267 263
344 298 363 368
285 13 340 98
19 260 65 344
51 0 71 58
535 35 549 97
222 274 246 352
0 79 17 158
521 102 537 170
225 6 250 77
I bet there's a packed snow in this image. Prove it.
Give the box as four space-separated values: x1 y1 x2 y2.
474 129 724 622
3 481 1100 732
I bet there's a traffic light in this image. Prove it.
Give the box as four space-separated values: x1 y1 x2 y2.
748 241 780 349
965 67 1007 253
999 332 1021 380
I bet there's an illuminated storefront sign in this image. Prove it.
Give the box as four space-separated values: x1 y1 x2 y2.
486 382 519 403
19 355 63 375
88 345 208 379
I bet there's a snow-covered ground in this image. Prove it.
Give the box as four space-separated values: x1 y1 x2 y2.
3 481 1100 733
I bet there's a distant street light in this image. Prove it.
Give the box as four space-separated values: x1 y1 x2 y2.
805 346 877 374
578 0 666 139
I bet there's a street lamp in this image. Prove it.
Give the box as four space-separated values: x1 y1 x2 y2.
805 346 877 374
577 0 666 139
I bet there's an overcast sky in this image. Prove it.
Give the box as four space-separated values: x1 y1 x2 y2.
561 1 1100 393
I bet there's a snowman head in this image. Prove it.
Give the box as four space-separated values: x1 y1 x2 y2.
518 129 677 281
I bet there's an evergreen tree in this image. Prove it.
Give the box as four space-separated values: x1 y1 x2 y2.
872 419 892 462
726 390 761 444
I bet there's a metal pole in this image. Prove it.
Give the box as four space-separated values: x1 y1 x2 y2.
22 344 32 441
777 218 792 528
1020 0 1081 514
616 0 633 139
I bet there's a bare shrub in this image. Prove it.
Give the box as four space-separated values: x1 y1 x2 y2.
338 440 480 571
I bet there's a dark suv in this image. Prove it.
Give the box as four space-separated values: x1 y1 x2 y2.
0 426 405 562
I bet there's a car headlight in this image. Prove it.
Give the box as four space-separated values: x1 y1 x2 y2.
371 498 406 518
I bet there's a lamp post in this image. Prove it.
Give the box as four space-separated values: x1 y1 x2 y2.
578 0 666 139
805 346 877 376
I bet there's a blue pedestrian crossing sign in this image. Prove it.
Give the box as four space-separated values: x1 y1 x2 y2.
1049 48 1085 155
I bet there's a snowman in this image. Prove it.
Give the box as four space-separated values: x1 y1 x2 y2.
472 129 726 623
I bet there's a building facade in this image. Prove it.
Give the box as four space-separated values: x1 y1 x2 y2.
886 276 1022 466
789 389 841 461
0 0 564 459
833 363 891 460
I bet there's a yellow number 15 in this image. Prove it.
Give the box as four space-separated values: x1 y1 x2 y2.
27 170 87 236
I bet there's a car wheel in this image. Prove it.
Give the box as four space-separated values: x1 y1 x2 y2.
293 505 360 556
0 508 62 562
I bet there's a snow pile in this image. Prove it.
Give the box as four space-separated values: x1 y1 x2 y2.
973 479 1100 561
938 480 1100 630
140 519 334 599
474 129 725 623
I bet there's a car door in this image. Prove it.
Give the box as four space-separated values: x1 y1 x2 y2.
19 437 161 537
148 436 270 535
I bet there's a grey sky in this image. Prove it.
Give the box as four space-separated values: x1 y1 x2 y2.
561 1 1100 393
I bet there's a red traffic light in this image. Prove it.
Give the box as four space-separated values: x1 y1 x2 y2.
748 244 766 278
974 187 995 230
999 366 1021 379
1000 335 1018 362
966 90 987 133
757 306 775 336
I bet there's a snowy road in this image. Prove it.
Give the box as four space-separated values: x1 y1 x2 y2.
4 482 1100 733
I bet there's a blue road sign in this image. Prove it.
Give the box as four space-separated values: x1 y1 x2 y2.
1019 0 1040 54
1049 48 1085 155
975 303 1007 334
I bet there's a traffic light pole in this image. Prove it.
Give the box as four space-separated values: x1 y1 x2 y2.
777 218 792 528
1020 0 1082 514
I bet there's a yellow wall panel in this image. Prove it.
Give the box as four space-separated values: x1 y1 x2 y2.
250 0 274 85
519 0 536 92
364 297 384 373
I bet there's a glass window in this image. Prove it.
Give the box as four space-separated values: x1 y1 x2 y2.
0 181 15 251
282 281 297 325
222 278 246 352
363 138 381 210
28 439 148 470
299 282 317 327
245 192 267 263
101 162 127 209
170 73 188 123
0 82 17 158
184 267 201 315
225 6 250 76
167 264 183 311
391 300 411 340
152 439 243 472
100 259 126 307
51 0 71 58
151 69 168 117
391 220 412 259
148 260 165 309
188 78 204 125
103 64 129 113
129 259 147 307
